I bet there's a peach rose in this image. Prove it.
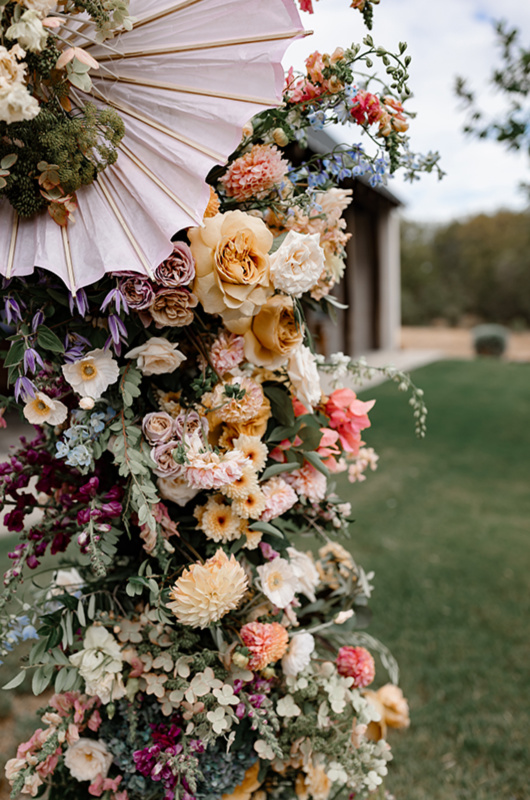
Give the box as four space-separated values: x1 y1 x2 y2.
243 294 304 367
364 683 410 741
189 210 273 328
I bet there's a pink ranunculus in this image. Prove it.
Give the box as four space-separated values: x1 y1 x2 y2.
325 388 375 456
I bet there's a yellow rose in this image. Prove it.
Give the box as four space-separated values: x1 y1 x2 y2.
243 294 304 368
189 210 273 327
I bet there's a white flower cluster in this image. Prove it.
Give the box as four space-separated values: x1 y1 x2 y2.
0 43 39 123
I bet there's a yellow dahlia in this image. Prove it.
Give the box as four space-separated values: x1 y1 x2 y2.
167 549 248 629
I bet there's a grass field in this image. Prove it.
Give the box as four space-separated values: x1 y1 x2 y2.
338 359 530 800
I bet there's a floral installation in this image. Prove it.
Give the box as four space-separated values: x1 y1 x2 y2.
0 6 431 800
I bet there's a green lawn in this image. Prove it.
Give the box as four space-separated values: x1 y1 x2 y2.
338 359 530 800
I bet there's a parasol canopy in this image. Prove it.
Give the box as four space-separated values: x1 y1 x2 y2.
0 0 305 294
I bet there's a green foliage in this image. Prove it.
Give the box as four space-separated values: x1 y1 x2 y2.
401 211 530 326
0 103 125 216
456 21 530 193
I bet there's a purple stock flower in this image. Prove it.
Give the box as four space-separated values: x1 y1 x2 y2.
14 376 36 402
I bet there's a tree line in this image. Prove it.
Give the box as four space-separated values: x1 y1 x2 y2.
401 209 530 327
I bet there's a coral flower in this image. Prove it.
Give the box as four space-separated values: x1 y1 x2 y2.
240 621 289 670
336 646 375 687
221 144 288 201
167 549 248 628
325 388 375 456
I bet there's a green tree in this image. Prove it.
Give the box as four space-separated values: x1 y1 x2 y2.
401 210 530 326
455 21 530 193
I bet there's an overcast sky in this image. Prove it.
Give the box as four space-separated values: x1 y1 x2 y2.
284 0 530 223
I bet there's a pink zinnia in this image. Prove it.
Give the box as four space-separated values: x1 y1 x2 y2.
336 646 375 688
260 476 298 522
220 144 288 201
240 621 289 670
325 388 375 457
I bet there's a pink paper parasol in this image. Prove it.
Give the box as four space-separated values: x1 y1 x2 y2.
0 0 305 293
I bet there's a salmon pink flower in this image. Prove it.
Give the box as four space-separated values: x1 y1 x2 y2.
325 388 375 456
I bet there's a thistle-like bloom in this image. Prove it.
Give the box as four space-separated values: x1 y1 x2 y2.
240 621 289 670
167 549 248 628
62 349 119 399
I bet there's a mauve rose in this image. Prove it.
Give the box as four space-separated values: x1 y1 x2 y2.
119 276 155 310
151 441 183 478
142 411 175 445
150 288 198 328
154 242 196 288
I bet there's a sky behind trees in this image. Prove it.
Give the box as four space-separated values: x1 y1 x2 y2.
285 0 530 223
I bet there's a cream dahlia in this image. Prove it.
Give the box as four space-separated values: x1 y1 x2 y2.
62 349 120 399
232 434 268 473
195 496 242 543
167 549 248 628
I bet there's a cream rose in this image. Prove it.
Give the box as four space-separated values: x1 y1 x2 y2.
126 337 186 376
287 345 322 411
158 475 200 507
243 294 304 368
189 210 273 328
270 231 325 297
64 738 113 782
